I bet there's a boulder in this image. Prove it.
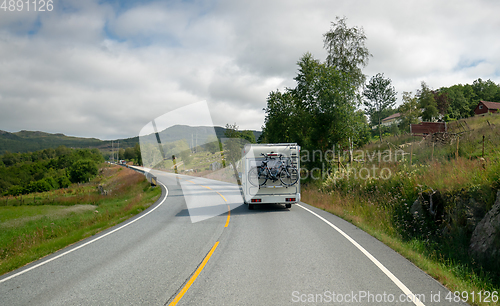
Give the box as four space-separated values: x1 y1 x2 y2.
97 184 108 196
410 189 445 222
469 190 500 260
410 198 425 217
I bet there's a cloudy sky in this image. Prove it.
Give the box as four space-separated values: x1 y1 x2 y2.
1 0 499 140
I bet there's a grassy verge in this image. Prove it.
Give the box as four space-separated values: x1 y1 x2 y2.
301 115 500 306
302 185 499 306
0 165 161 276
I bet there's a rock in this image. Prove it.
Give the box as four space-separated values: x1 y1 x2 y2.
469 190 500 261
410 189 445 222
410 198 424 217
466 197 484 232
97 184 108 196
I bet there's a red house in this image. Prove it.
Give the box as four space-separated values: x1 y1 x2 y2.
474 101 500 115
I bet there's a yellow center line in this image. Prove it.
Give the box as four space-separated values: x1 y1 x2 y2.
224 205 230 228
187 180 226 203
215 191 227 202
186 179 229 225
167 178 231 304
168 241 220 306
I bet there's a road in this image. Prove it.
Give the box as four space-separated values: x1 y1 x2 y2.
0 170 466 305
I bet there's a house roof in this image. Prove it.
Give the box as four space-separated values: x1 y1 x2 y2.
381 112 401 122
479 101 500 110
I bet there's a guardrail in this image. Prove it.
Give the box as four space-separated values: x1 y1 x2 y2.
127 165 157 187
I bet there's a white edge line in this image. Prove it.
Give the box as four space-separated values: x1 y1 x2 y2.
297 203 425 306
0 182 169 284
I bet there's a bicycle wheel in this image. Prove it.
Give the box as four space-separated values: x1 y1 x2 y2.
279 167 299 186
248 167 267 187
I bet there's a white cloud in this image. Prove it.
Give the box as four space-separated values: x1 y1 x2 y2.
0 0 499 139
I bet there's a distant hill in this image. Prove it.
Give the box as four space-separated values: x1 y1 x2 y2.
0 127 262 155
0 130 106 154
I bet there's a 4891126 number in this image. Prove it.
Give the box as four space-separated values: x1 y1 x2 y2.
445 291 498 303
1 0 53 12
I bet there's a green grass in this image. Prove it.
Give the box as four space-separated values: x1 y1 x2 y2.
0 165 161 276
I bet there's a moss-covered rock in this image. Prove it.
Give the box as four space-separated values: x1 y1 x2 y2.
469 190 500 261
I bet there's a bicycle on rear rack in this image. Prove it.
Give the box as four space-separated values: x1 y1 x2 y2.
248 153 298 187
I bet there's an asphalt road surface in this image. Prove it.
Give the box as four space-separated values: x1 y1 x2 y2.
0 170 467 305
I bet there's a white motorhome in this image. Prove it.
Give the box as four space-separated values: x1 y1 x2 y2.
241 143 300 209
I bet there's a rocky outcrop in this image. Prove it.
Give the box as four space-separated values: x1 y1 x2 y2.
469 190 500 261
411 188 489 229
443 189 486 233
410 189 445 222
408 186 499 264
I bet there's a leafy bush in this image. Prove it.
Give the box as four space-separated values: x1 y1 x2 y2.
25 179 52 193
69 159 98 183
6 185 24 196
57 176 71 188
44 176 59 189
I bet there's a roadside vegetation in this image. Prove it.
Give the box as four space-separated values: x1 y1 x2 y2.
0 151 161 276
0 146 104 196
303 114 500 306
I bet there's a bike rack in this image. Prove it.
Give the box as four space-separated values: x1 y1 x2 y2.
249 153 298 188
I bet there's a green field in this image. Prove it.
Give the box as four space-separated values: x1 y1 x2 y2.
0 165 161 276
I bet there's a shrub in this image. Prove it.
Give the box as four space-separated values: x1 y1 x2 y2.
57 176 72 188
69 160 98 183
44 176 59 189
26 179 52 193
6 185 24 196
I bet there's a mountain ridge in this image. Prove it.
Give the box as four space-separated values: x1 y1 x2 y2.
0 126 262 154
